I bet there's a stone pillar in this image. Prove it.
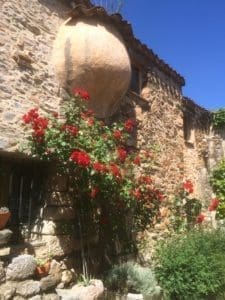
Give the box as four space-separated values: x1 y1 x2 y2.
31 166 79 259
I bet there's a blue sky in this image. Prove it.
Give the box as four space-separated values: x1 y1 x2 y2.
121 0 225 110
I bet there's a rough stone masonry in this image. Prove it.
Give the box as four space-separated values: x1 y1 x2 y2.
0 0 225 276
0 0 70 152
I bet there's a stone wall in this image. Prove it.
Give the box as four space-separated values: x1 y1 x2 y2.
122 70 184 195
0 0 70 152
0 0 185 195
183 98 225 206
140 71 184 193
0 253 75 299
182 98 212 203
0 0 186 265
1 0 225 278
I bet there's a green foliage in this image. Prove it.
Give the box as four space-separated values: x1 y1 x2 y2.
213 108 225 128
156 230 225 300
171 196 202 233
104 262 160 296
77 273 93 286
35 253 52 266
210 160 225 218
170 180 202 233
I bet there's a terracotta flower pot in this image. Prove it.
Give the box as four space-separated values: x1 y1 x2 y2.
36 261 51 278
0 211 11 230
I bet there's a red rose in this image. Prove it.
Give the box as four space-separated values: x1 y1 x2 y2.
132 188 141 200
183 180 194 194
32 117 48 130
196 213 205 224
124 119 136 132
139 176 152 185
70 150 91 167
81 109 94 119
113 130 122 140
110 164 121 179
22 108 39 124
62 125 79 137
72 88 90 101
117 148 127 162
22 114 32 124
134 156 141 166
93 162 108 173
208 198 220 211
33 128 45 137
87 118 94 126
90 187 100 198
154 189 165 201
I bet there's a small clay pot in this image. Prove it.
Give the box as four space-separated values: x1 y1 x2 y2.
0 211 11 230
36 261 51 278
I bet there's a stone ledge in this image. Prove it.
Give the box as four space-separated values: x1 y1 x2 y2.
32 220 76 236
30 235 78 258
0 247 10 257
0 241 46 258
30 234 99 258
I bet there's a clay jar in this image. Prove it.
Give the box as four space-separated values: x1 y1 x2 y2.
52 17 131 118
0 210 11 230
36 260 51 278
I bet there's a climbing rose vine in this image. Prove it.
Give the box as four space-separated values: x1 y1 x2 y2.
22 90 164 237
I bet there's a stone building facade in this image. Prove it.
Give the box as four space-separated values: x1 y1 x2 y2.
0 0 225 280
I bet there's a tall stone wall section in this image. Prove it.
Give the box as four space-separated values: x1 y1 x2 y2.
183 99 225 206
204 128 225 206
139 71 184 194
207 129 225 172
118 70 184 195
182 100 212 202
0 0 69 152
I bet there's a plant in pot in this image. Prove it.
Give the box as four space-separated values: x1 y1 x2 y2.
0 207 11 230
35 257 51 278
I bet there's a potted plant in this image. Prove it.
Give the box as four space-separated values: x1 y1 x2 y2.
35 257 51 278
0 207 11 230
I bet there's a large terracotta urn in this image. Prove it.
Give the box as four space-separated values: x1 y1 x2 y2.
52 18 131 118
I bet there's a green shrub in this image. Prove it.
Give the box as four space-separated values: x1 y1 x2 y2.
213 108 225 128
105 262 160 296
210 160 225 218
155 230 225 300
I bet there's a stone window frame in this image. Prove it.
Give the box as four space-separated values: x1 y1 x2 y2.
129 60 144 95
183 114 196 146
0 156 45 238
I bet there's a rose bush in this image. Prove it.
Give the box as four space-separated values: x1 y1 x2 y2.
170 180 204 232
22 89 164 244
